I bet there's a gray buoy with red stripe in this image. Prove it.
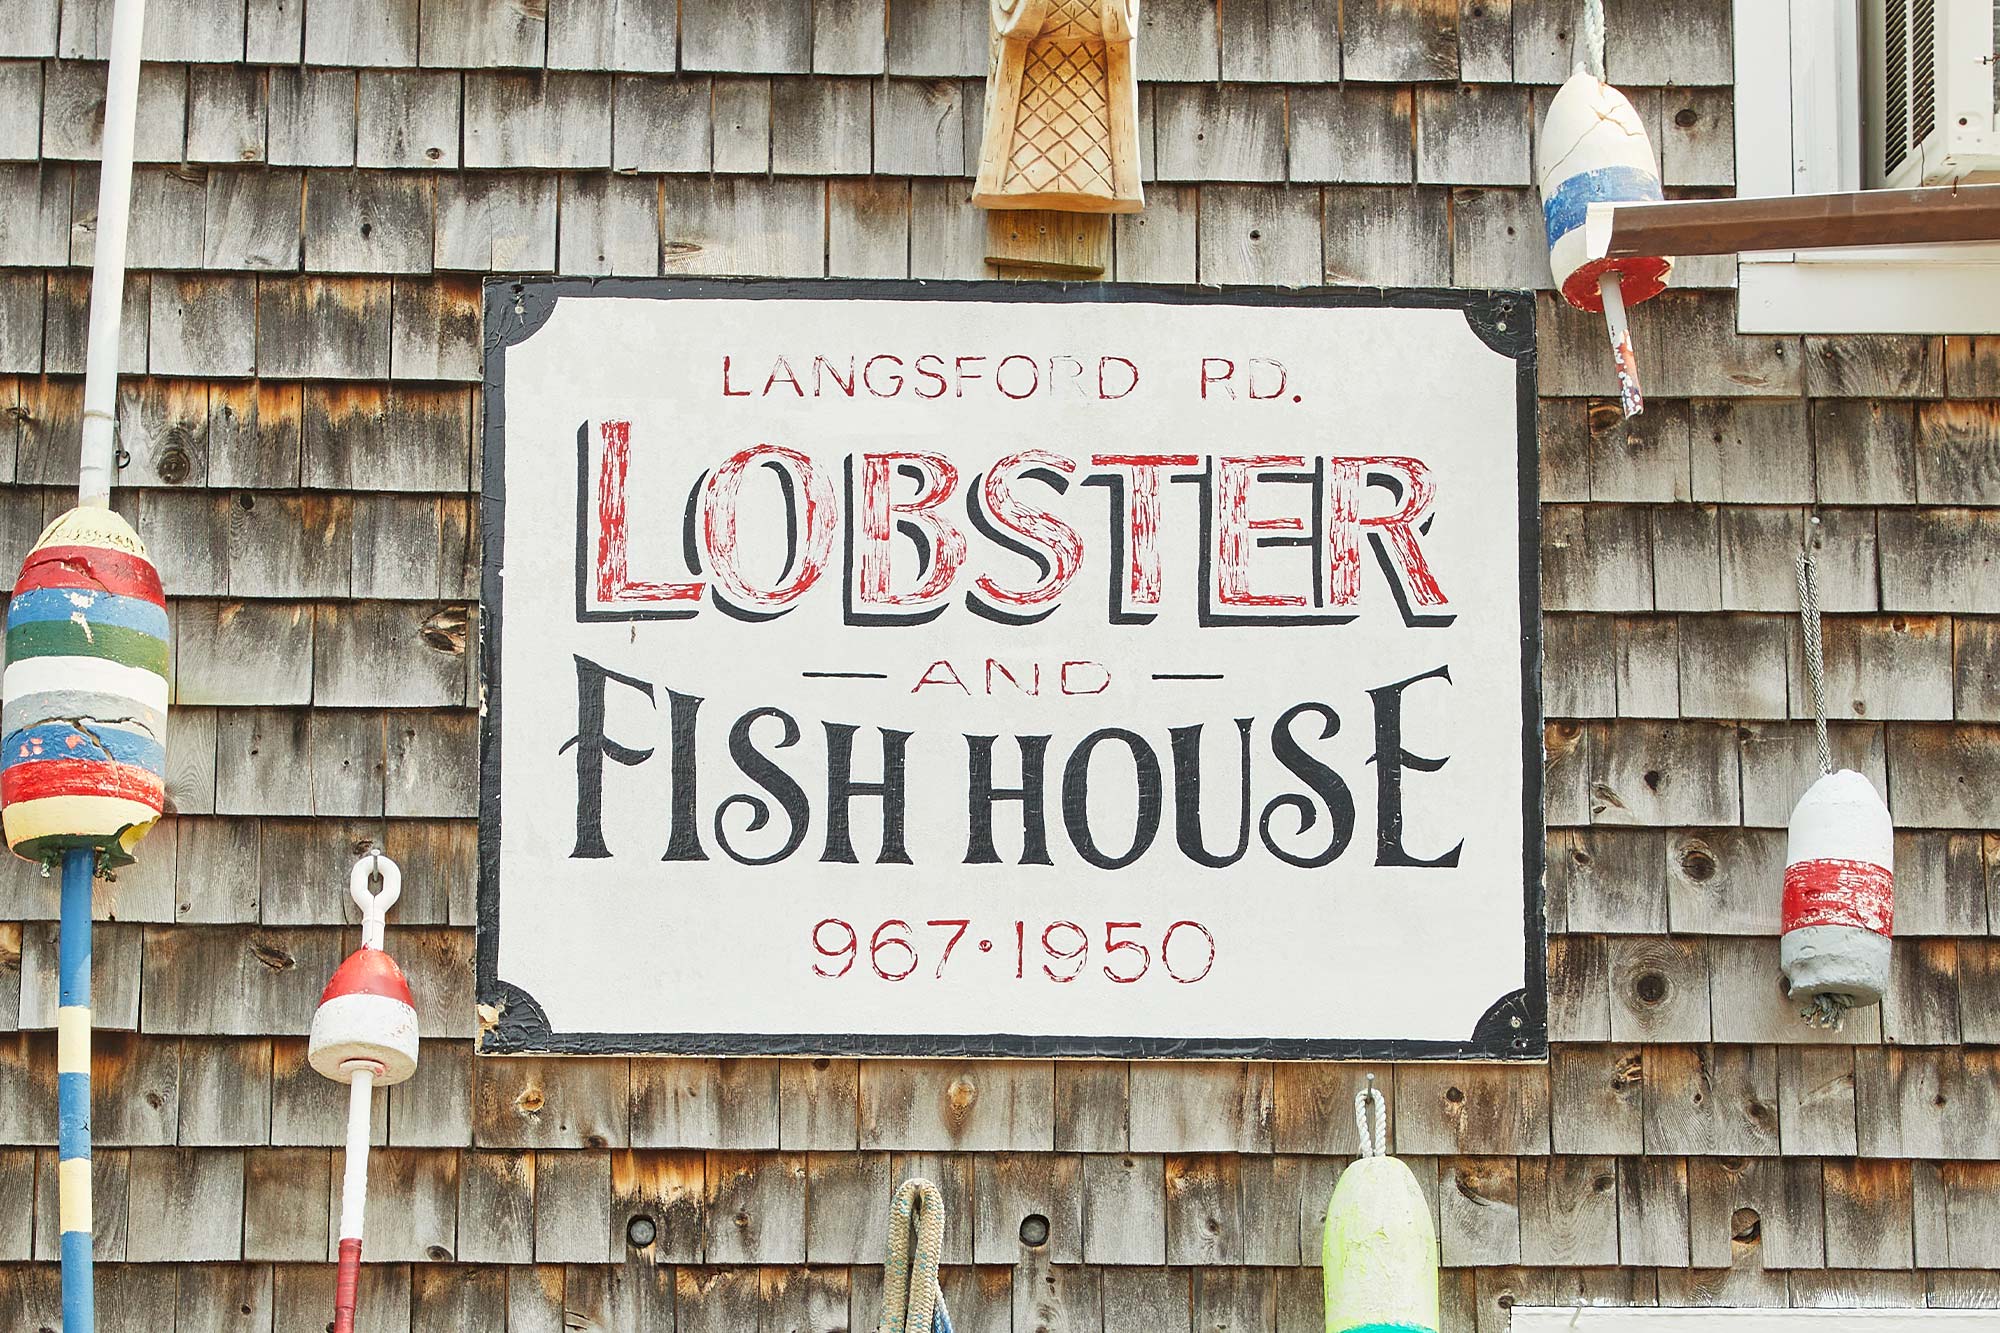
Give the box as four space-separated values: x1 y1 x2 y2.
1782 769 1893 1024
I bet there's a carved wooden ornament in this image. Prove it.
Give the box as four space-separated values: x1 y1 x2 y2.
973 0 1144 213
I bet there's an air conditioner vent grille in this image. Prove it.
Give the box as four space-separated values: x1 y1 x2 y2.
1913 0 1939 147
1886 1 1910 174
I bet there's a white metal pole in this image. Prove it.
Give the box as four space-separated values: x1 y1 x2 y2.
77 0 149 508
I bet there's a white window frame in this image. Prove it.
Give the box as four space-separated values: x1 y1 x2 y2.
1733 0 2000 334
1516 1311 1993 1332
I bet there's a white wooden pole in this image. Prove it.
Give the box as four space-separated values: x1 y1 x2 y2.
77 0 148 508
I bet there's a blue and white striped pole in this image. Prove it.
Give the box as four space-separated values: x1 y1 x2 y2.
57 848 94 1332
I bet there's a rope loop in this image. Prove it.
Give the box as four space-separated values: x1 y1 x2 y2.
880 1178 951 1333
1580 0 1607 79
1796 541 1833 777
1354 1073 1388 1158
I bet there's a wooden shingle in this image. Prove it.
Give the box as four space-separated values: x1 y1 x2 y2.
186 66 266 167
1197 184 1321 286
558 173 661 277
268 68 358 169
1518 1155 1619 1267
612 75 713 172
1220 0 1340 81
874 78 965 177
419 0 547 67
886 0 984 77
149 274 258 376
661 177 825 278
773 76 874 176
435 173 559 271
257 276 391 379
456 1150 537 1265
1287 87 1414 184
465 73 614 171
358 72 463 170
304 0 418 65
124 1147 246 1261
1343 0 1459 82
548 0 679 71
704 1150 808 1263
1689 1155 1826 1269
683 0 812 73
828 178 910 279
246 1136 332 1248
204 167 303 272
813 0 886 74
535 1148 614 1263
1151 84 1285 183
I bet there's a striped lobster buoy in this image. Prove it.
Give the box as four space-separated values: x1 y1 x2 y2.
3 505 170 1333
1323 1076 1438 1333
1535 0 1671 419
879 1178 954 1333
3 507 169 865
310 853 421 1333
1784 769 1894 1026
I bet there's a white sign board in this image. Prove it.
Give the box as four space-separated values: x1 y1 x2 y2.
478 281 1543 1059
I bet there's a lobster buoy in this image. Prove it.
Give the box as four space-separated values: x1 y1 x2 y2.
1323 1078 1438 1333
1783 769 1893 1024
1537 68 1672 419
311 854 419 1333
2 507 169 867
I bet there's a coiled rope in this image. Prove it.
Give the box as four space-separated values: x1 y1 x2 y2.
880 1178 952 1333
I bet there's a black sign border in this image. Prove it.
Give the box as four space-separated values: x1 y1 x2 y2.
477 277 1545 1061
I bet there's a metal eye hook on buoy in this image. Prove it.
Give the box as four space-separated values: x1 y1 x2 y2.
350 852 402 949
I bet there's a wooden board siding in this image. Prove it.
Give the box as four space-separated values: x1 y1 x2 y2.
2 0 1999 1326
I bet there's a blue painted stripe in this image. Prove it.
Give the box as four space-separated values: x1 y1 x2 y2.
61 1226 94 1330
58 1070 91 1159
4 722 166 773
7 585 170 638
59 850 92 1010
1542 164 1664 243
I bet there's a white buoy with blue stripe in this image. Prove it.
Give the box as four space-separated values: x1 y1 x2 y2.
1536 0 1673 419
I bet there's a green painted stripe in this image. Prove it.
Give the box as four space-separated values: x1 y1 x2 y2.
1335 1324 1437 1333
6 618 169 677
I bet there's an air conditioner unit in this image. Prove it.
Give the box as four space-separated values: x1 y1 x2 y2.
1862 0 2000 186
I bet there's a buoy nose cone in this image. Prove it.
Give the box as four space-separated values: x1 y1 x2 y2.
1323 1156 1439 1333
319 945 415 1007
309 947 420 1085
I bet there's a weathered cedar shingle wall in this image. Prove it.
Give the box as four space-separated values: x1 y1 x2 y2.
1 0 1998 1328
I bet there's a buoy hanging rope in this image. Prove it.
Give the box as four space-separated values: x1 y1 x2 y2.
1783 533 1895 1028
1537 0 1671 420
1323 1076 1439 1333
879 1178 953 1333
1796 544 1834 779
310 854 421 1333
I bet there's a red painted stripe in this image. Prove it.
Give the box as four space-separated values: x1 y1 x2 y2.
1783 858 1894 936
333 1236 362 1333
13 544 165 602
0 757 164 807
320 947 416 1006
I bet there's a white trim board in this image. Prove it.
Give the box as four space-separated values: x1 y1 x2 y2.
1730 0 2000 333
1515 1312 1996 1331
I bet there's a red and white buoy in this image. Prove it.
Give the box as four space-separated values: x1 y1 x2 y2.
1783 769 1894 1024
309 853 419 1333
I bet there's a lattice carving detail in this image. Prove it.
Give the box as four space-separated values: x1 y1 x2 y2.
974 0 1143 213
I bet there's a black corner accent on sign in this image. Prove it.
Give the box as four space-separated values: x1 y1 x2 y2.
1459 290 1536 360
1471 986 1544 1057
481 979 552 1053
484 275 562 351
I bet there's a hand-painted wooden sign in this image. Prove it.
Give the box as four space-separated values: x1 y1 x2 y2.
478 280 1544 1059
